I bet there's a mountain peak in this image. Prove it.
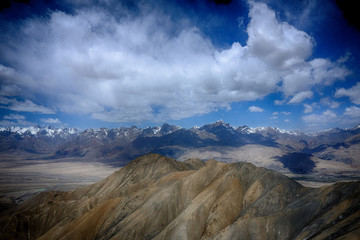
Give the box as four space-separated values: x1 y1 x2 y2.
200 120 233 129
125 153 191 174
213 119 230 127
159 123 181 135
353 123 360 130
236 125 255 134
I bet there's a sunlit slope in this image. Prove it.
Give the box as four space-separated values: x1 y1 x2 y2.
1 153 359 239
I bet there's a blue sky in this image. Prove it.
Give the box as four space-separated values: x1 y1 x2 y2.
0 0 359 131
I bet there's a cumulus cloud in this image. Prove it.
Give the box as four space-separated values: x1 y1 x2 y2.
0 1 350 123
344 106 360 118
303 109 337 123
247 1 313 69
282 59 349 96
289 91 313 103
248 106 264 112
320 97 340 109
302 106 360 129
335 82 360 105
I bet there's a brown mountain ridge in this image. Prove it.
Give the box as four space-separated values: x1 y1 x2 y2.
1 153 360 239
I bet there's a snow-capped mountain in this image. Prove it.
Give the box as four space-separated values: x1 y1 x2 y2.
199 120 236 133
0 126 79 137
249 126 302 136
0 126 80 154
1 121 359 169
1 121 357 140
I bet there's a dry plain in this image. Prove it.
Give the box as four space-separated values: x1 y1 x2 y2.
0 153 118 204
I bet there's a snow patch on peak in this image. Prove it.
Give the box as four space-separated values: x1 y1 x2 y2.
153 126 161 135
236 125 255 134
250 126 302 136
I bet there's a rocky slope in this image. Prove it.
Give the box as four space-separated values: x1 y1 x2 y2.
1 154 359 239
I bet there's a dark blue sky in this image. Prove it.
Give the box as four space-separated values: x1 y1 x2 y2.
0 0 359 130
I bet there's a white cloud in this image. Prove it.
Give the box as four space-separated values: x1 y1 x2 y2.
0 1 350 123
289 91 313 103
337 51 352 64
266 0 330 31
0 96 12 104
3 114 25 120
0 99 55 114
303 109 337 123
281 111 291 115
282 58 349 96
270 112 278 120
247 1 313 69
302 106 360 129
284 119 290 122
303 104 313 113
335 82 360 105
0 64 27 97
330 101 340 109
271 111 290 120
320 97 340 109
344 106 360 118
41 118 62 124
248 106 264 112
0 114 35 127
274 100 285 105
248 2 348 97
0 120 19 127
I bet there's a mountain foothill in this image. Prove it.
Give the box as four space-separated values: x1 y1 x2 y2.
1 154 359 239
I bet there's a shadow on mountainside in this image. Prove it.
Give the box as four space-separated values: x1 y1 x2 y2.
276 152 315 174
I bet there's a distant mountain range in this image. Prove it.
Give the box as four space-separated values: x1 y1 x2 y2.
1 121 360 175
1 154 359 239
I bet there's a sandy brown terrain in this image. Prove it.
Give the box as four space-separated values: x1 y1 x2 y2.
1 154 359 239
0 153 118 203
1 147 359 207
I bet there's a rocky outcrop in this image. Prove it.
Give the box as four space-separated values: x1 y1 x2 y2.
1 153 359 239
